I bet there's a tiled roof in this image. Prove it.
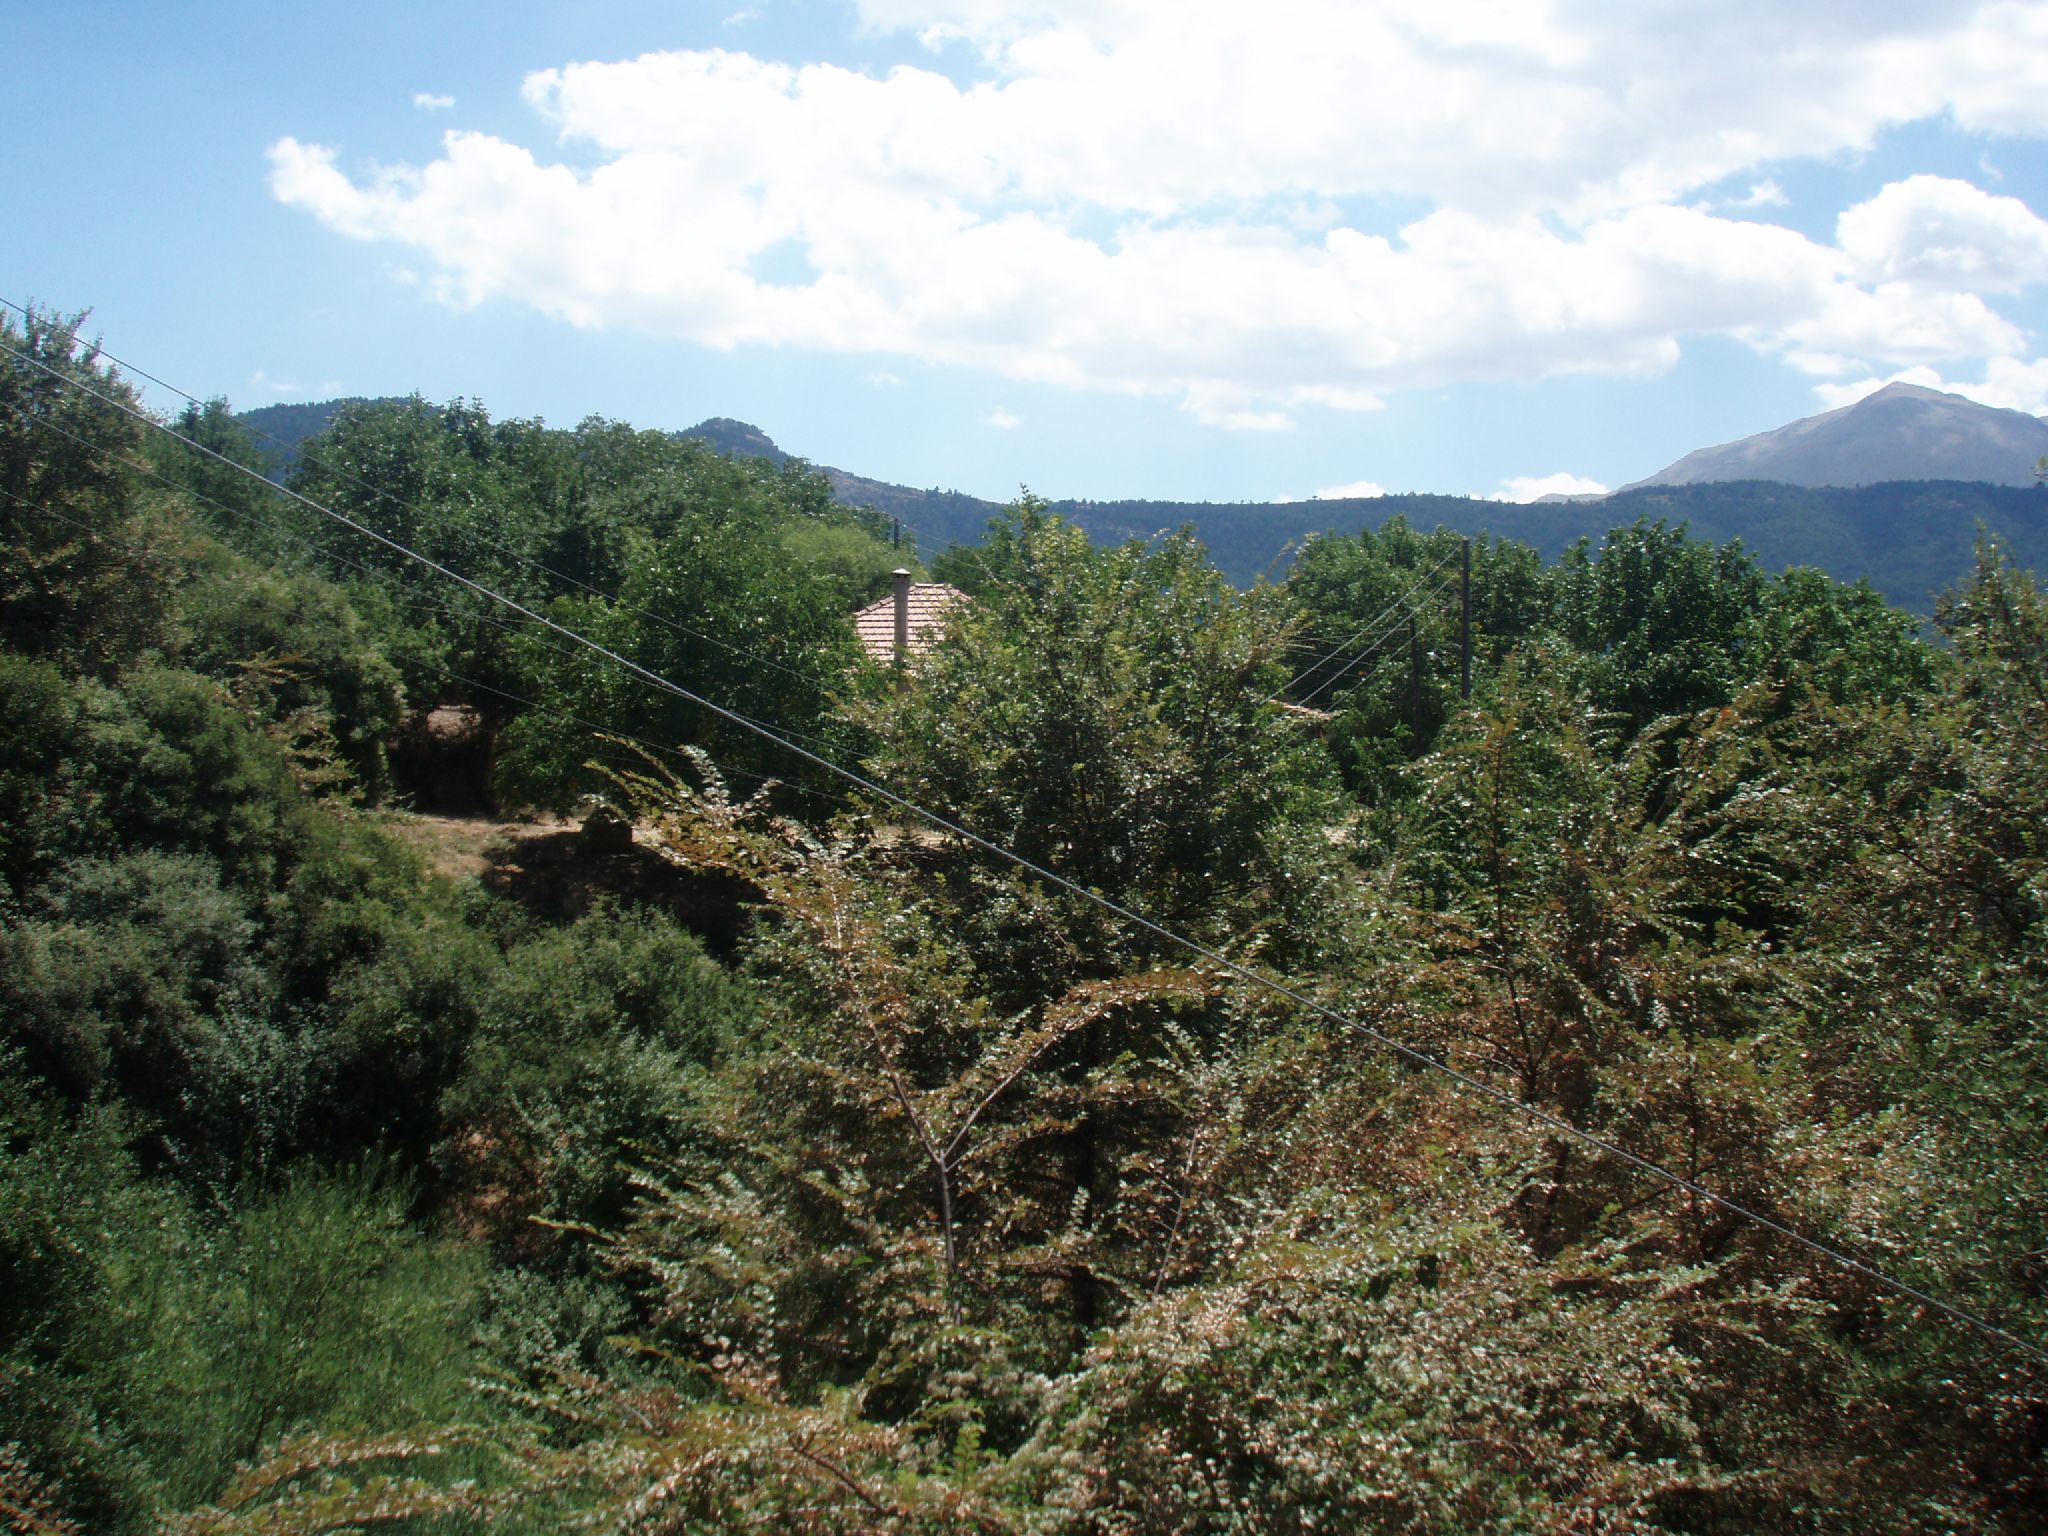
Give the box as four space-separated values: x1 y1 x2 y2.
852 583 970 664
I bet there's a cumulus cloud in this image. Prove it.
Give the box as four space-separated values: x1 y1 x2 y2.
1490 471 1609 502
1313 479 1387 500
982 405 1022 428
413 92 455 111
270 2 2048 426
1836 174 2048 293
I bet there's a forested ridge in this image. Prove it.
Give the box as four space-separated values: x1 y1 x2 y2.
4 306 2047 1532
243 402 2048 604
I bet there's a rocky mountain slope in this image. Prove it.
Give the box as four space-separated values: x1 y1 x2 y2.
1627 382 2048 490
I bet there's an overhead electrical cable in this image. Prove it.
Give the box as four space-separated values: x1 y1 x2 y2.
3 392 849 758
1295 572 1465 713
0 298 848 693
8 336 2040 1369
1208 567 1461 785
0 477 836 811
1270 549 1458 703
0 340 809 776
1281 560 1454 703
1198 580 1458 792
2 403 544 642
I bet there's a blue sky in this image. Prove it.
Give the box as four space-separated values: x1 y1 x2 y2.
8 1 2048 507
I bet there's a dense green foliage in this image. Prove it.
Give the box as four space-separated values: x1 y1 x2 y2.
862 478 2048 600
1049 481 2048 601
4 308 2045 1531
1287 515 1935 799
319 403 2048 603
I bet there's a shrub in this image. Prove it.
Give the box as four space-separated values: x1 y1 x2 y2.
440 905 755 1256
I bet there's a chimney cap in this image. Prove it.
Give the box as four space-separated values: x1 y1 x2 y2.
892 566 912 578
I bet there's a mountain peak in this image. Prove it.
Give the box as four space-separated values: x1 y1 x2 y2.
680 417 788 464
1856 380 1954 405
1628 382 2048 490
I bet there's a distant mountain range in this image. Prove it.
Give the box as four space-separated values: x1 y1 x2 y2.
682 396 2048 609
239 389 2048 612
1626 381 2048 490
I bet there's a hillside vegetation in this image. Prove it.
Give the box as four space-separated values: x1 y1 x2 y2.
4 306 2046 1532
249 403 2048 602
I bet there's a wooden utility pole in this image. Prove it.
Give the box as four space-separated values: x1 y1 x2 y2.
892 567 911 694
1460 537 1472 700
1408 613 1423 738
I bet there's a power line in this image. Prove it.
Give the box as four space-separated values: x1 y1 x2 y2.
0 480 837 818
1281 560 1451 703
1292 606 1418 710
1 386 848 759
8 335 2040 1369
1199 574 1461 791
1272 549 1458 703
3 347 859 785
2 401 540 640
0 298 848 693
1296 570 1464 713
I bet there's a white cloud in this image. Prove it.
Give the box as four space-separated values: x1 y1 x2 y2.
249 369 345 397
1180 380 1297 431
413 92 456 111
270 4 2048 426
1784 281 2023 366
982 405 1022 428
865 369 904 385
1837 175 2048 293
1490 471 1609 502
1976 356 2048 414
1313 479 1387 499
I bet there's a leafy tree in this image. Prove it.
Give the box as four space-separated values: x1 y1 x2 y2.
147 399 281 551
598 762 1251 1463
1286 518 1547 797
927 534 1021 596
777 516 907 609
1752 545 2048 1353
849 500 1343 974
1549 517 1769 727
0 659 317 903
438 904 757 1259
0 1069 484 1531
71 663 317 892
180 543 407 798
1743 562 1938 707
495 513 866 810
0 307 184 672
0 651 84 896
0 851 265 1124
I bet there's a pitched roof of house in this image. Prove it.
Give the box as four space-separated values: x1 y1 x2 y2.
852 582 970 664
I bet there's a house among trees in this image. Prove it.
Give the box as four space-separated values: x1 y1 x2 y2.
852 568 968 667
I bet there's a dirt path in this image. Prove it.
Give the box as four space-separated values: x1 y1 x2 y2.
374 809 752 949
377 811 580 884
